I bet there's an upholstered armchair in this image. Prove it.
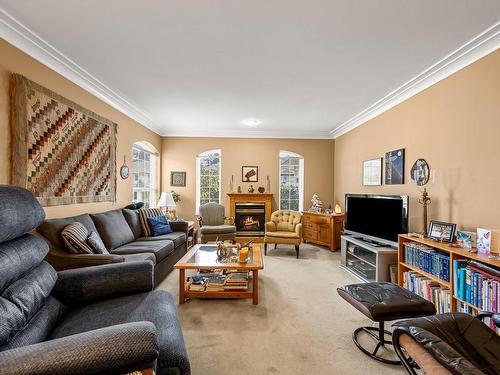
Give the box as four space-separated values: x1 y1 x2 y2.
264 210 302 258
392 312 500 375
198 202 236 243
0 185 191 375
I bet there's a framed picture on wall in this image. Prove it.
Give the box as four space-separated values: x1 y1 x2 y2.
362 158 382 186
385 148 405 184
242 166 258 182
170 171 186 187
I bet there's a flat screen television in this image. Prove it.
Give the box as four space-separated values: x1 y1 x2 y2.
344 194 408 246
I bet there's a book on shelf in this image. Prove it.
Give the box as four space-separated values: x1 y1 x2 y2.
403 271 451 313
453 259 499 332
403 242 450 282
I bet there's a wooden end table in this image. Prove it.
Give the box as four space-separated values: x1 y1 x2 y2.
174 244 264 305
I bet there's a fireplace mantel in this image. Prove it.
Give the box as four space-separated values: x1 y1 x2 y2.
227 193 273 239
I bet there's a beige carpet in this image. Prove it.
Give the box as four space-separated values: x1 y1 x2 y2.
157 243 406 375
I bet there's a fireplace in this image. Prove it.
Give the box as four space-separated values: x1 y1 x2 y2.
234 202 266 236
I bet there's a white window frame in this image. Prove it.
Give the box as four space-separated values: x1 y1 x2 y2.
196 149 222 214
132 142 158 209
278 150 304 212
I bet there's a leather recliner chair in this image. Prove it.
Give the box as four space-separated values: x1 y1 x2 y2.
392 312 500 375
0 185 191 375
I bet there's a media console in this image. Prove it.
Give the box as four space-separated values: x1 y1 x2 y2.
340 235 398 283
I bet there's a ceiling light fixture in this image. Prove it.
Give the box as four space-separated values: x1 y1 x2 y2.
241 118 262 127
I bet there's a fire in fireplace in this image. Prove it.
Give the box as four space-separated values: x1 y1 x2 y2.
234 202 265 236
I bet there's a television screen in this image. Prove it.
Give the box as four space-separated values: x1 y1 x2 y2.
345 194 408 243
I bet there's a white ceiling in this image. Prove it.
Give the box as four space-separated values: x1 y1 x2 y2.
1 1 499 138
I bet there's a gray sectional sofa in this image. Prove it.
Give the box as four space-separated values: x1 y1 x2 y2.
0 185 191 375
37 208 188 286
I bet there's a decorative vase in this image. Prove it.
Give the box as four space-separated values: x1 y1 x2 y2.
229 175 234 193
258 186 265 193
248 185 254 193
266 176 271 193
237 186 242 193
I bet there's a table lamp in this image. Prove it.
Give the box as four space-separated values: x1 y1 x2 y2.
157 192 177 219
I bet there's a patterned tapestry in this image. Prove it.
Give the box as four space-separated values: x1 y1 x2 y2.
11 74 117 206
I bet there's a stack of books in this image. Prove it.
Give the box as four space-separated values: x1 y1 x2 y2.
453 259 499 332
205 275 227 291
404 242 450 281
187 274 207 291
225 271 249 290
403 271 451 313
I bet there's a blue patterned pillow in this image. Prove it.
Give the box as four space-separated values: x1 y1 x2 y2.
147 215 173 236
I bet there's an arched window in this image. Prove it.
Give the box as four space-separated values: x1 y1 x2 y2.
279 150 304 211
196 149 221 212
132 141 158 208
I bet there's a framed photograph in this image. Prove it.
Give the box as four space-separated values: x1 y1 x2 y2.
242 166 258 182
170 171 186 187
456 230 475 249
362 158 382 186
385 148 405 185
428 220 456 243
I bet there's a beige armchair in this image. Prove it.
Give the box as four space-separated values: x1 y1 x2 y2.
198 202 236 244
264 210 302 258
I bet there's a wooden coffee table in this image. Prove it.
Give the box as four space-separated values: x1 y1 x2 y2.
174 244 264 305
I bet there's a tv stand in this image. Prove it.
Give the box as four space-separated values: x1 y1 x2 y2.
340 235 398 283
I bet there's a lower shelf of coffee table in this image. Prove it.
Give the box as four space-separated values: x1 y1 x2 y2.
184 290 253 299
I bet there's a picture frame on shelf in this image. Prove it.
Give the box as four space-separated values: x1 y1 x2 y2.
428 220 456 243
362 158 382 186
456 230 475 249
170 171 186 187
476 228 492 255
242 166 258 182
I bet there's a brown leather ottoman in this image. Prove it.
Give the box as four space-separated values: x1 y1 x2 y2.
337 282 436 365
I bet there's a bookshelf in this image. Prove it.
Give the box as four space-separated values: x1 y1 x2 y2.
398 234 500 315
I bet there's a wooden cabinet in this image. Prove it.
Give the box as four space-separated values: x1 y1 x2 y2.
302 212 344 251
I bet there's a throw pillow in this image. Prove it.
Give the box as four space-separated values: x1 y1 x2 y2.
61 222 94 254
138 208 164 237
147 215 173 236
86 231 109 254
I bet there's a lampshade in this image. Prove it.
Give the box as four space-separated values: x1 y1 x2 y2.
157 192 176 208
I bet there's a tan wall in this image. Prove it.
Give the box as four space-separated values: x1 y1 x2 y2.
334 49 500 234
161 137 334 221
0 39 161 219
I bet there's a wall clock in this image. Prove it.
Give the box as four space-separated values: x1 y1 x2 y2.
120 155 129 179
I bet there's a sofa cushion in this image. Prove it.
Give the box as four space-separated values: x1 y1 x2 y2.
111 240 174 262
199 224 236 234
91 210 135 250
122 253 156 265
49 290 191 375
86 231 109 254
0 185 46 243
37 213 98 250
122 209 143 239
137 232 187 248
138 208 164 237
61 223 94 254
148 215 173 236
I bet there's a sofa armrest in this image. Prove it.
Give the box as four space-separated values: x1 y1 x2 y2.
0 322 158 375
265 221 276 232
169 220 189 238
295 223 303 237
52 261 154 307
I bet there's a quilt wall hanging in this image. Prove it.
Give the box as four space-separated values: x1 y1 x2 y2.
10 74 117 206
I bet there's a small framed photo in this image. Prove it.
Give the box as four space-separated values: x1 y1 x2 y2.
477 228 492 255
362 158 382 186
170 171 186 187
428 220 456 243
456 230 475 249
242 166 258 182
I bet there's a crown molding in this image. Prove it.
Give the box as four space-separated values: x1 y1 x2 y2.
331 22 500 139
0 8 162 134
161 128 333 139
